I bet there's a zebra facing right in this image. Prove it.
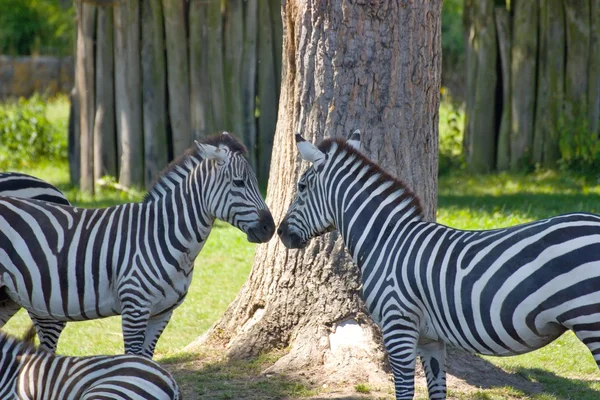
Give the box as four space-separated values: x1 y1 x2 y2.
0 133 275 358
278 132 600 399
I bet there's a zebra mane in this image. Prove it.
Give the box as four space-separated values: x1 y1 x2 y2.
318 137 425 219
144 134 248 203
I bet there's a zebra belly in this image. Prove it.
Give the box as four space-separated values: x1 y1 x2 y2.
2 274 119 320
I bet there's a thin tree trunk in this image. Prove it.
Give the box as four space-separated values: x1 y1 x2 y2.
75 3 96 193
587 0 599 138
495 6 511 170
207 0 226 130
163 0 191 157
113 0 143 187
142 0 168 187
257 0 278 187
241 0 258 169
464 0 497 172
535 0 564 167
564 0 590 124
270 0 283 98
224 0 243 138
94 6 117 182
189 0 212 140
510 0 538 169
192 0 442 385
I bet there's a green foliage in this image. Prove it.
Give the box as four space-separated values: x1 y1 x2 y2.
0 95 68 169
558 112 600 174
438 100 466 175
0 0 74 55
442 0 465 69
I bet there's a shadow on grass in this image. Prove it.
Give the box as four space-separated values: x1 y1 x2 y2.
445 347 599 400
439 193 600 222
162 352 379 400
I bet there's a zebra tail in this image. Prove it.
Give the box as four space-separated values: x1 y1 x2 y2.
22 324 38 345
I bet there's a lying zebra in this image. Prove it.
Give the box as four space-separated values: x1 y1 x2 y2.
0 326 180 399
278 132 600 399
0 134 275 357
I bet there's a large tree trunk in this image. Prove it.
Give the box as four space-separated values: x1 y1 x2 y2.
494 6 511 170
189 0 441 386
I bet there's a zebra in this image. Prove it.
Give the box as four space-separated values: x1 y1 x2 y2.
278 132 600 399
0 325 180 399
0 133 275 358
0 172 70 206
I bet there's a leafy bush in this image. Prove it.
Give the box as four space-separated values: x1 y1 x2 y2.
0 0 74 55
557 111 600 175
0 95 68 169
438 101 466 175
442 0 465 69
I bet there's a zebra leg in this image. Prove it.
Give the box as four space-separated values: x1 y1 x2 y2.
29 314 66 352
121 302 152 356
382 317 420 399
571 327 600 369
142 311 173 358
418 340 447 399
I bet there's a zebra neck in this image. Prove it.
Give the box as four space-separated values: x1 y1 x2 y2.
330 171 422 270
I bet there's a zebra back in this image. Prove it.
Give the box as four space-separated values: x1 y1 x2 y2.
0 172 70 205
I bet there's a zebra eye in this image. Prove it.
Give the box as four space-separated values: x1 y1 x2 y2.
298 182 307 192
233 179 245 188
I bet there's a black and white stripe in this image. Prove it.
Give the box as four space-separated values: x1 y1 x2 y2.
0 326 180 399
0 134 275 357
279 133 600 399
0 172 70 206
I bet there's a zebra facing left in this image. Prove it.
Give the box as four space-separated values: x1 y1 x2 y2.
278 132 600 399
0 133 275 358
0 326 180 399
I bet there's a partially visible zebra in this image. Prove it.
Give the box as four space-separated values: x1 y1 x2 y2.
0 172 70 206
0 325 180 399
0 133 275 357
0 172 71 351
278 132 600 399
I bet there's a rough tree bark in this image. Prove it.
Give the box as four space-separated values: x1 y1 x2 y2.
189 0 441 386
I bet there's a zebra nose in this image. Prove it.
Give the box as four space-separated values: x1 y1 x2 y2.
277 227 283 236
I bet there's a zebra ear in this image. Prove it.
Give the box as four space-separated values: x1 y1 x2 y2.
195 140 227 163
295 133 325 164
347 130 361 150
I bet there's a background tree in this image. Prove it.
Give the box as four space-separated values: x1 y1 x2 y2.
464 0 600 172
187 0 442 384
70 0 282 191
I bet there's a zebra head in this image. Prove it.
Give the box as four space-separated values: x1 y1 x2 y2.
196 134 275 243
278 131 361 249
